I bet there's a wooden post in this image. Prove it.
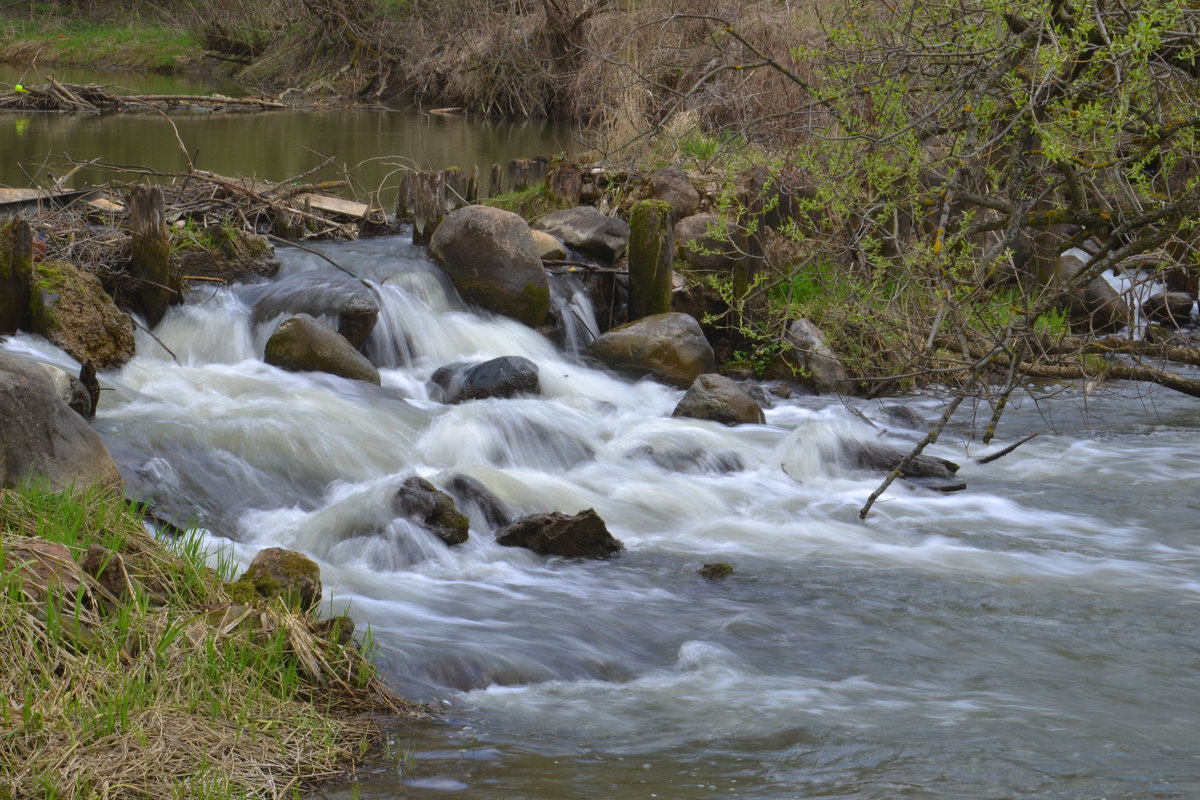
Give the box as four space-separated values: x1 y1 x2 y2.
128 186 171 328
507 158 532 192
466 165 479 204
396 171 415 221
412 170 446 246
546 158 581 206
489 163 504 198
0 217 33 334
627 200 674 321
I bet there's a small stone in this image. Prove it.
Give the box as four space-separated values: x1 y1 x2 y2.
699 562 734 580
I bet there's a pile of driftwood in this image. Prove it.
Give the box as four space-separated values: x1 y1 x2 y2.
6 160 388 313
0 79 287 113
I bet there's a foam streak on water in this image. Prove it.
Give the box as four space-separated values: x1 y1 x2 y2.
10 236 1200 799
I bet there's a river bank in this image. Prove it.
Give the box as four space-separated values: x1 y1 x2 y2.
0 479 426 800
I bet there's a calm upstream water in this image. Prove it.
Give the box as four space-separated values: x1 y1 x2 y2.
0 65 573 207
3 78 1200 798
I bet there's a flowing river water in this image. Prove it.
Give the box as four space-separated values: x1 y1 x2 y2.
3 80 1200 798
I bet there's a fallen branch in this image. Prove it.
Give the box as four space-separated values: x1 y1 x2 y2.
976 432 1039 465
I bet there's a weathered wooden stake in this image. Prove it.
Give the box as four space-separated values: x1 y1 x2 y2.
128 186 171 328
412 170 447 246
627 200 674 321
507 158 533 192
0 217 33 334
489 163 504 198
546 158 581 206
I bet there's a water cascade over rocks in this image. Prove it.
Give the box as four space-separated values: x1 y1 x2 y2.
8 234 1200 800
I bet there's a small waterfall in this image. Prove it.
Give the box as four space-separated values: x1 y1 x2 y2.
549 273 600 353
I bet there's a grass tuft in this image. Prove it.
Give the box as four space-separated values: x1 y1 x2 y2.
0 481 426 800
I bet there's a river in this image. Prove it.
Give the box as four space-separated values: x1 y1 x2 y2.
3 80 1200 799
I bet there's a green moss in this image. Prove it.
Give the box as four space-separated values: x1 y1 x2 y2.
520 280 551 326
29 261 69 331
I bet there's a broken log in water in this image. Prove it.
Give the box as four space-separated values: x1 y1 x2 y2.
0 81 288 113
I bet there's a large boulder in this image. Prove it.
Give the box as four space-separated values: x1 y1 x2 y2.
496 508 622 559
430 356 539 403
0 351 92 418
585 312 714 388
0 371 122 491
30 260 135 370
245 270 378 350
672 374 765 425
428 205 550 327
533 206 631 264
228 547 322 612
674 214 738 271
649 166 700 218
264 314 381 384
764 319 851 394
393 476 470 546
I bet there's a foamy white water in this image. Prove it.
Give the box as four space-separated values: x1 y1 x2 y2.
8 235 1200 800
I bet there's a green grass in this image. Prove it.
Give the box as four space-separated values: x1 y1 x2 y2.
0 481 422 800
0 19 201 72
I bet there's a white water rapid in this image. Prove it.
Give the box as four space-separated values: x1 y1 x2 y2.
7 235 1200 799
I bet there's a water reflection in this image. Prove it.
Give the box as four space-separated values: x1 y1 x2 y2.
0 68 575 209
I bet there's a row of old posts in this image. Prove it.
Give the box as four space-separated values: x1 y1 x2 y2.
395 156 560 245
1 186 171 336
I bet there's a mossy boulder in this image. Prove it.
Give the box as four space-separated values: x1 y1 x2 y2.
672 374 765 425
428 205 550 327
30 260 135 370
585 312 714 388
264 314 381 384
228 547 322 612
393 476 470 546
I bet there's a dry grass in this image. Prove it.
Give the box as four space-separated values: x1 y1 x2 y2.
0 483 426 800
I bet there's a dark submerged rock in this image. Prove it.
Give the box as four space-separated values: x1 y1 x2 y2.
431 356 540 403
699 562 734 581
496 508 623 559
393 476 470 546
849 441 960 480
672 373 765 425
585 312 715 388
429 205 550 327
246 270 378 349
264 313 381 384
533 206 631 264
447 474 513 529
